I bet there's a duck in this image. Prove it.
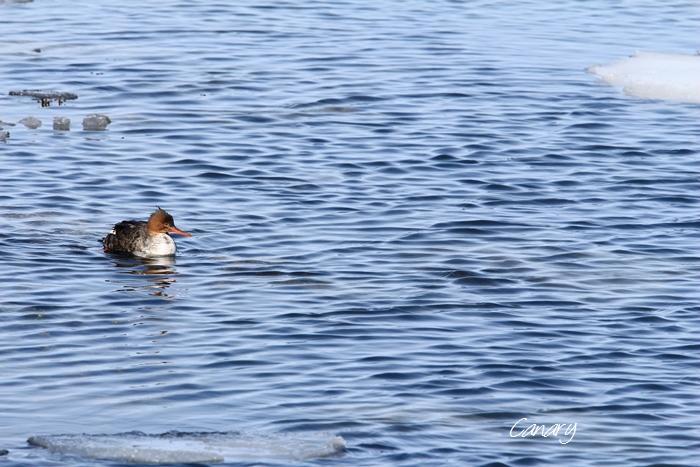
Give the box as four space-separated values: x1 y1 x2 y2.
101 207 192 257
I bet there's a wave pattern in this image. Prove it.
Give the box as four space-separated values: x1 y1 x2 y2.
0 1 698 466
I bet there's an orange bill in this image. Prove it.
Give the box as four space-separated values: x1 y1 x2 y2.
170 227 192 236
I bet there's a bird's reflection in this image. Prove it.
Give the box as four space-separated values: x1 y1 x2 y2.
105 254 179 294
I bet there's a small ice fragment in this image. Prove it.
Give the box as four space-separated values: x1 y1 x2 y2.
83 114 111 131
53 116 70 131
19 116 42 129
0 131 9 142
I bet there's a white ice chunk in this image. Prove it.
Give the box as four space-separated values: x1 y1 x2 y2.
29 434 222 465
82 113 111 131
53 116 70 131
587 51 700 104
28 431 346 464
19 116 42 129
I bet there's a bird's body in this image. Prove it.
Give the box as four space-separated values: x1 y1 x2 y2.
101 207 192 257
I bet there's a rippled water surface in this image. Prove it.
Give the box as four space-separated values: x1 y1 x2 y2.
1 1 699 466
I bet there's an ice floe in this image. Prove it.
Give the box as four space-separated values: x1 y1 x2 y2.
587 51 700 104
28 431 346 464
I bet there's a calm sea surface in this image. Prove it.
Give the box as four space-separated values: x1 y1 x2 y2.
1 1 699 466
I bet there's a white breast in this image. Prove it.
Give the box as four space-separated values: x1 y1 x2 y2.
135 233 177 257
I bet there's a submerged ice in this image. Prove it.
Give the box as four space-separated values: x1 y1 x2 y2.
28 431 346 464
587 51 700 104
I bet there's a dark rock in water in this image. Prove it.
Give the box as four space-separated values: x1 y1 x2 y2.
53 116 70 131
19 116 42 129
83 114 111 131
9 89 78 107
0 449 8 456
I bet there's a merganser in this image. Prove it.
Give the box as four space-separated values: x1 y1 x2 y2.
101 207 192 257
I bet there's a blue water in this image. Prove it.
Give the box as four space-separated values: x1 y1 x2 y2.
1 0 699 465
